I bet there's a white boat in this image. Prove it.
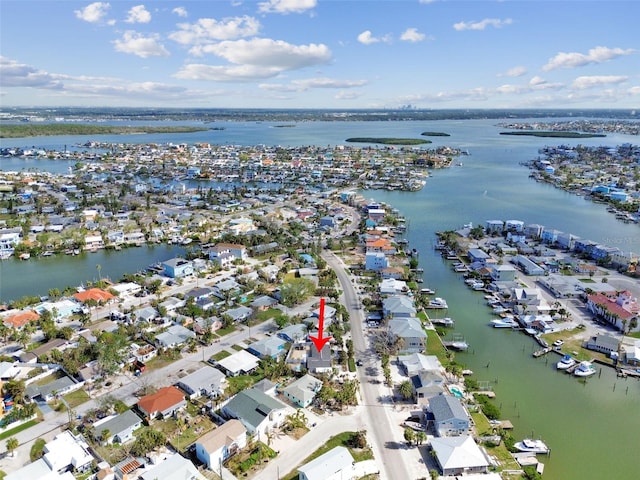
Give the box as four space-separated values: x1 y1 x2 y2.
492 305 507 314
574 361 597 377
490 318 518 328
432 317 455 326
556 354 576 370
514 439 550 455
427 297 448 309
420 288 435 295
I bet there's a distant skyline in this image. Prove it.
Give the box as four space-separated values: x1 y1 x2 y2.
1 0 639 109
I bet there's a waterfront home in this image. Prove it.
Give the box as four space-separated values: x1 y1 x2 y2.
467 248 490 265
162 258 194 278
383 295 417 319
0 230 21 257
2 309 39 330
93 409 143 445
282 374 323 408
365 251 389 272
137 386 186 420
620 337 640 366
388 318 427 354
512 254 545 275
176 365 227 399
214 350 260 377
430 435 490 476
412 370 446 405
379 278 408 295
485 220 504 234
73 288 116 305
84 233 104 251
583 334 620 356
222 387 289 437
429 394 471 437
195 419 247 471
399 353 444 376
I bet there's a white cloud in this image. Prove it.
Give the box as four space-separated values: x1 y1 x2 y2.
571 75 628 89
126 5 151 24
258 0 317 14
453 18 513 31
113 31 170 58
260 77 367 92
335 90 362 100
75 2 111 23
400 28 426 43
0 57 63 89
543 46 635 71
499 66 527 77
175 64 283 82
629 86 640 95
193 38 331 69
357 30 391 45
172 7 188 18
529 76 546 86
170 16 261 45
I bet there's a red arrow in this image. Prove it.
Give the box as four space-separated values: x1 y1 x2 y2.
310 297 332 352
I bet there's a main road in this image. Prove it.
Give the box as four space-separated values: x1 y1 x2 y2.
322 250 413 480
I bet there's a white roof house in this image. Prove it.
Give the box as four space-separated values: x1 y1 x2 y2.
140 453 205 480
430 435 490 477
297 446 354 480
5 459 76 480
176 365 227 399
42 431 94 474
215 350 260 377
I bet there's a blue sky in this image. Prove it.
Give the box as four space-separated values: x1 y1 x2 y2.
1 0 638 109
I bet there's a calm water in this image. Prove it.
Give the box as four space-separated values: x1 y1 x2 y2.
2 119 639 479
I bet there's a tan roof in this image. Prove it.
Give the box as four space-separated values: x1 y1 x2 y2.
197 419 246 453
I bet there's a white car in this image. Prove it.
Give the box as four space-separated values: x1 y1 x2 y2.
553 339 564 347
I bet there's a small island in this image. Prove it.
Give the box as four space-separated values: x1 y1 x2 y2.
345 137 431 145
499 131 606 138
421 131 450 137
0 124 211 138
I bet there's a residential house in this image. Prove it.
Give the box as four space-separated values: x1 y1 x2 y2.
364 251 388 272
282 374 323 408
223 305 253 323
215 350 261 377
162 258 194 278
93 410 143 445
139 453 205 480
277 324 307 343
297 446 377 480
586 291 639 332
430 436 490 476
19 337 67 363
137 386 186 420
620 337 640 366
41 430 94 474
213 279 242 300
490 264 517 282
176 366 227 399
306 343 332 373
130 343 157 363
411 370 446 405
399 353 444 376
379 278 408 295
388 318 427 354
25 375 81 403
246 337 287 359
136 306 159 323
429 394 470 437
583 335 620 356
155 324 196 348
84 233 104 251
467 248 490 265
195 419 247 471
222 388 289 437
250 295 279 311
383 295 417 319
2 309 39 330
73 288 115 305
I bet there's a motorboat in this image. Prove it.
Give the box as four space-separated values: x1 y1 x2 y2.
427 297 448 309
490 318 518 328
420 288 436 295
432 317 455 327
514 439 550 454
556 354 576 370
574 361 597 377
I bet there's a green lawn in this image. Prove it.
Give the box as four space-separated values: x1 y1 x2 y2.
145 355 180 371
215 324 237 337
0 419 39 441
231 344 244 351
211 350 232 362
226 374 262 396
63 389 91 408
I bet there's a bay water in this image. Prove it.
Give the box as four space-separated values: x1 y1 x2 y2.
1 118 639 478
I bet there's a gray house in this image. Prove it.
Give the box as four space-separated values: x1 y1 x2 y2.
246 337 287 359
388 318 427 354
94 410 143 444
176 366 227 399
223 305 253 323
429 394 470 437
383 295 417 319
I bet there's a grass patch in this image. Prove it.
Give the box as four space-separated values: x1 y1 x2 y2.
227 441 277 476
145 355 180 371
33 369 64 386
348 357 356 372
579 278 596 283
215 324 237 337
254 308 282 322
0 419 39 441
281 431 373 480
426 330 448 360
226 374 262 396
231 344 244 351
211 350 232 362
63 389 91 408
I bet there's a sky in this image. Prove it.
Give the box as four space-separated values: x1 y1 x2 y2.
1 0 639 110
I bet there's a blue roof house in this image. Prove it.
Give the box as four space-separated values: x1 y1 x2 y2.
162 258 194 278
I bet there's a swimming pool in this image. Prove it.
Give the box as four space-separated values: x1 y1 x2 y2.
449 386 464 398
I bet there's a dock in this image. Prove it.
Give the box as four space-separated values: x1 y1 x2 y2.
532 347 552 358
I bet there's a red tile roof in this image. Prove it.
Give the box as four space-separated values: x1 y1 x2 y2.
3 310 39 328
137 386 185 416
73 288 115 303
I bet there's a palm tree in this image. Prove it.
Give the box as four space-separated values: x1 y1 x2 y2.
403 427 415 446
398 380 414 401
96 263 102 282
6 437 19 457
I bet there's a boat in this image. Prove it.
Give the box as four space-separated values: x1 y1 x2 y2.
415 278 424 283
432 317 455 327
490 318 518 328
420 288 436 295
556 354 576 370
492 305 508 314
41 251 54 257
427 297 448 309
574 361 597 377
19 253 31 260
514 439 550 455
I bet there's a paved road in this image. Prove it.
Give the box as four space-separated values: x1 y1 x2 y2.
323 250 413 480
